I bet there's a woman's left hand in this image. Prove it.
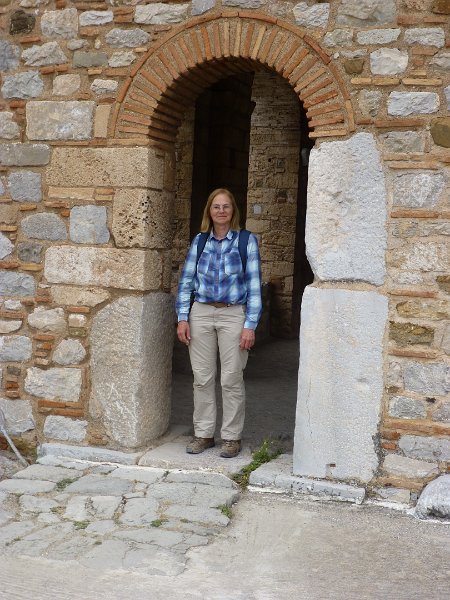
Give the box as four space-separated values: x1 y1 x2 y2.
239 328 255 351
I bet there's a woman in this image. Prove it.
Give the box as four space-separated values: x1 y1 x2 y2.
176 188 262 458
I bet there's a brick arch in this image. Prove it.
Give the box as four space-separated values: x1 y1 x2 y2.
112 11 355 145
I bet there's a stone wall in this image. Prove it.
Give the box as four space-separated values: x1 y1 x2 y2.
0 0 448 497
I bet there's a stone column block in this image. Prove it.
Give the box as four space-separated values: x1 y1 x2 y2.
90 293 175 448
294 287 388 483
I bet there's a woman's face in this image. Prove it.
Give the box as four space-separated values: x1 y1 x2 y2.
209 192 233 229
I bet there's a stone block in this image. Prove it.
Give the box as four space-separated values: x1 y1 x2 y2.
0 480 55 494
337 0 396 25
430 51 450 70
22 42 66 67
379 131 425 153
24 367 82 402
416 474 450 520
3 70 44 100
90 294 174 448
22 213 67 240
108 51 136 67
388 92 439 116
53 339 86 365
50 285 110 307
397 300 449 321
105 28 151 48
112 188 171 249
294 287 387 483
433 400 450 422
389 321 434 346
356 28 400 44
0 112 20 140
13 464 81 482
404 28 445 47
79 10 113 26
90 79 118 95
26 101 95 141
8 170 42 202
358 90 382 117
0 398 34 435
191 0 215 16
43 415 87 443
322 29 353 48
64 474 132 496
0 320 22 333
0 144 50 166
222 0 265 7
370 49 408 75
44 246 162 291
430 117 450 148
28 307 66 334
0 335 32 361
399 435 450 462
391 172 445 209
67 39 86 51
0 232 13 259
437 275 450 293
388 395 427 419
0 271 35 296
69 205 109 244
0 40 20 71
10 9 35 35
94 104 111 138
393 241 448 274
382 454 439 479
52 74 81 96
305 132 386 285
41 8 78 39
73 51 108 68
343 58 364 74
293 2 330 27
38 442 142 465
135 3 188 24
17 242 42 264
46 147 164 188
402 361 450 396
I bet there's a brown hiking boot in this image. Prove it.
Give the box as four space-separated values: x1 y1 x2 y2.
220 440 241 458
186 437 215 454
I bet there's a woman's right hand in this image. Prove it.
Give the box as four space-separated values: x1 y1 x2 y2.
177 320 191 346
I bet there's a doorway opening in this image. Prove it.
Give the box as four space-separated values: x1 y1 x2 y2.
170 68 313 452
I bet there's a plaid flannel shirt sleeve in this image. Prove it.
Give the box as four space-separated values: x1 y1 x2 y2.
244 233 262 330
175 235 199 322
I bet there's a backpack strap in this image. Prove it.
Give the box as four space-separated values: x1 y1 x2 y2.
195 232 209 269
195 229 250 272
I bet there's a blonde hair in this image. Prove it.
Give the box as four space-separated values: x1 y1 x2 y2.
200 188 240 232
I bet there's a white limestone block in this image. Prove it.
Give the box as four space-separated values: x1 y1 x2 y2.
370 48 408 75
388 92 440 116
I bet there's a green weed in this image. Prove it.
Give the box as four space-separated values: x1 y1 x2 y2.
55 477 77 491
73 520 89 530
217 504 232 519
231 439 282 490
151 518 168 528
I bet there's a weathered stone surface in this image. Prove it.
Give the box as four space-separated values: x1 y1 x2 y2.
8 170 41 202
105 28 151 48
0 398 34 434
370 48 408 75
109 466 164 484
46 147 164 188
67 39 86 51
165 504 229 526
442 326 450 356
306 132 386 285
402 361 450 396
222 0 265 7
0 144 50 166
432 0 450 13
119 497 159 525
79 10 113 26
10 9 35 35
22 42 66 66
38 442 141 465
64 474 132 496
404 27 445 47
24 367 82 402
108 51 136 67
0 336 32 361
388 395 427 419
13 464 81 483
0 480 55 494
43 415 87 442
430 117 450 148
19 495 58 514
50 285 109 307
69 205 109 244
28 307 66 333
358 90 382 117
0 320 22 333
390 321 434 346
294 288 387 482
343 58 364 74
52 74 81 96
416 475 450 520
90 294 174 448
0 40 20 71
337 0 396 24
293 2 330 27
53 339 86 365
17 242 42 264
0 112 20 140
90 79 118 95
322 29 353 47
400 435 450 462
135 3 189 24
388 92 440 116
44 247 162 291
379 130 425 153
73 50 108 68
382 454 439 479
0 271 35 296
356 28 400 44
41 8 78 39
430 51 450 70
392 172 445 208
26 101 95 141
0 232 13 259
433 401 450 422
437 275 450 293
191 0 215 16
22 213 67 240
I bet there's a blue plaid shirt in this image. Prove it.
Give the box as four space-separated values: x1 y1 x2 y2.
176 229 262 330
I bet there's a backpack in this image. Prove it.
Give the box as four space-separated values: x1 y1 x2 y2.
196 229 251 273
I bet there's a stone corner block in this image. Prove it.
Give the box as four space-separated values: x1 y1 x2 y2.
26 101 95 141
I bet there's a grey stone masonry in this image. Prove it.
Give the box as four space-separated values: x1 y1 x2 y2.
0 144 50 166
1 71 44 99
24 367 82 402
0 112 20 140
105 29 151 48
8 171 42 202
293 2 330 28
41 8 78 39
0 398 34 435
134 4 189 24
402 361 450 396
43 415 87 443
69 205 109 244
191 0 215 16
0 271 36 296
399 435 450 463
388 92 440 116
392 172 445 209
0 336 32 361
416 475 450 520
26 101 95 141
404 28 445 47
0 40 20 71
73 51 108 68
337 0 396 25
21 213 67 240
22 42 66 66
79 11 113 26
